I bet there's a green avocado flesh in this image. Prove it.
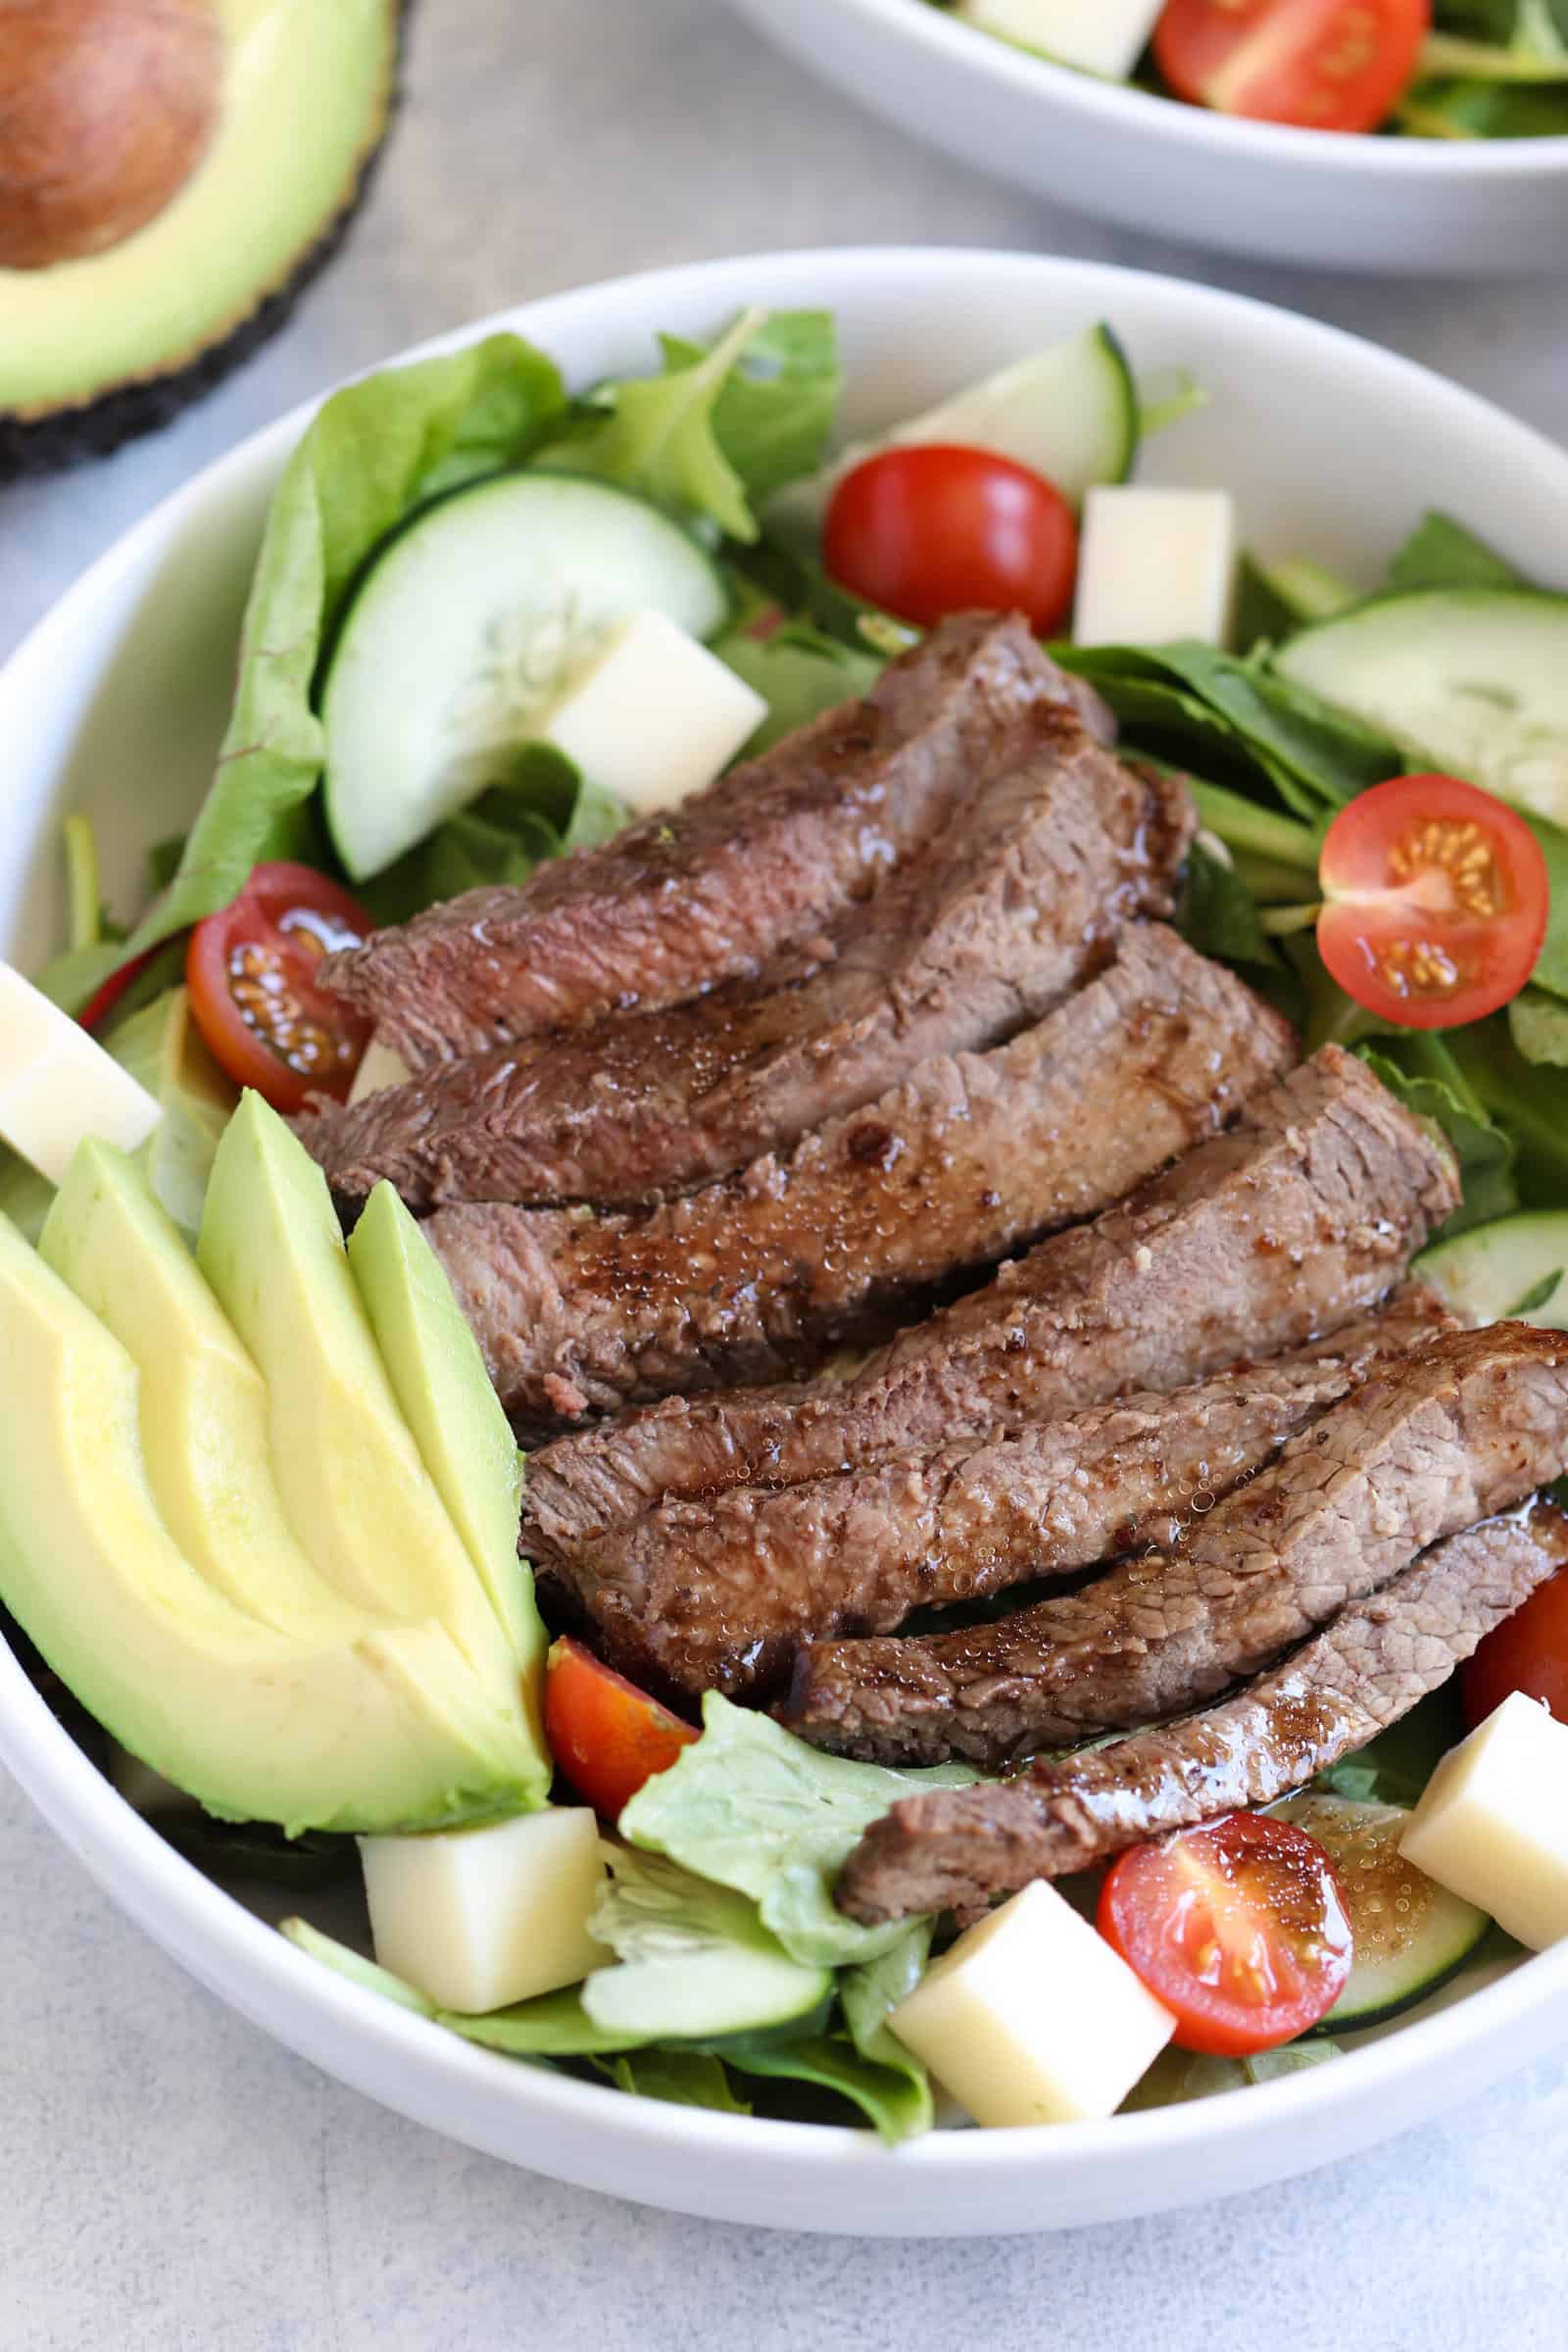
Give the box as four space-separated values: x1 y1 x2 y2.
1 0 398 436
0 1102 551 1834
0 1211 534 1835
347 1181 547 1736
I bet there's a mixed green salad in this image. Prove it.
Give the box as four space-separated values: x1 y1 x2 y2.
6 296 1568 2142
927 0 1568 142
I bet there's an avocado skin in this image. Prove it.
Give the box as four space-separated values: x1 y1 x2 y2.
0 2 410 482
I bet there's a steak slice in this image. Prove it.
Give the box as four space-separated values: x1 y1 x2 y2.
430 925 1295 1428
302 707 1191 1209
559 1291 1451 1699
319 614 1106 1065
836 1497 1568 1923
789 1322 1568 1766
521 1046 1460 1547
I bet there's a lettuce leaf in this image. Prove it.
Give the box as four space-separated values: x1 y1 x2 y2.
126 335 568 956
607 2050 750 2113
713 619 880 756
1383 510 1532 594
1359 1042 1518 1235
619 1694 979 1970
711 2030 930 2144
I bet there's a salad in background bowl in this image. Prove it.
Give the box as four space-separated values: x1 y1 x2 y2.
6 250 1568 2234
719 0 1568 270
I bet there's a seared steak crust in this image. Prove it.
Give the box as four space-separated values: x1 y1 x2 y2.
788 1323 1568 1764
430 925 1294 1427
303 706 1189 1210
521 1047 1460 1547
555 1293 1450 1698
319 615 1108 1065
836 1498 1568 1922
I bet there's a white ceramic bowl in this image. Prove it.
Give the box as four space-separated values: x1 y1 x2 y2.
721 0 1568 273
5 247 1568 2235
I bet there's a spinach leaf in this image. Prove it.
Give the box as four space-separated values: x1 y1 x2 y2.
620 1693 977 1970
1360 1041 1519 1235
1179 840 1283 973
1432 0 1521 39
713 619 880 755
1446 1018 1568 1205
1384 510 1532 595
356 744 589 926
1313 1686 1467 1807
608 2050 751 2113
127 334 567 956
1405 75 1568 133
712 2031 931 2144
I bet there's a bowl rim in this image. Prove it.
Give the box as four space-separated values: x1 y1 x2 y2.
5 241 1568 2200
773 0 1568 167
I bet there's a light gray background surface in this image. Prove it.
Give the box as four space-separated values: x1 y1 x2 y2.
3 2 1566 2343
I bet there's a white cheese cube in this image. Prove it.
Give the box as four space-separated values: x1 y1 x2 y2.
360 1807 610 2014
956 0 1166 81
347 1037 413 1105
1400 1691 1568 1951
1073 487 1239 649
888 1880 1175 2128
0 963 161 1186
539 610 766 817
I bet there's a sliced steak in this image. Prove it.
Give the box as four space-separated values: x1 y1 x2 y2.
319 614 1108 1065
789 1322 1568 1766
430 925 1295 1427
521 1046 1460 1547
836 1497 1568 1922
559 1291 1451 1699
302 707 1191 1209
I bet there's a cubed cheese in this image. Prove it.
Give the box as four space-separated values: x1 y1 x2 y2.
0 962 161 1185
538 610 766 817
1399 1690 1568 1951
360 1807 610 2014
888 1880 1175 2128
347 1037 414 1105
956 0 1166 81
1072 487 1238 649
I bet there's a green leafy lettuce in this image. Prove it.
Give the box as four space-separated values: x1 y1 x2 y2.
619 1693 978 1969
127 335 569 956
1382 510 1533 595
541 308 840 545
1359 1041 1519 1235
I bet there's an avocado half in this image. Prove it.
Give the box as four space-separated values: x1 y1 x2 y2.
0 0 407 479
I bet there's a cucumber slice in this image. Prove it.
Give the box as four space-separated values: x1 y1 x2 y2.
1274 1796 1490 2033
1274 588 1568 829
1415 1210 1568 1327
582 1938 831 2045
769 322 1137 547
320 471 730 880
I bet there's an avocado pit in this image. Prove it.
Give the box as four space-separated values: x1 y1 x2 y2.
0 0 223 270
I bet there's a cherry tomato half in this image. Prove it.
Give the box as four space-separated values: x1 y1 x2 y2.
1464 1571 1568 1729
1152 0 1431 134
1316 773 1549 1031
185 861 375 1113
544 1637 698 1821
823 444 1079 635
1099 1812 1353 2055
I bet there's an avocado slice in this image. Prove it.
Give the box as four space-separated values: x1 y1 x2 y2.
196 1094 549 1807
39 1140 370 1639
348 1180 547 1717
0 0 404 476
0 1210 543 1835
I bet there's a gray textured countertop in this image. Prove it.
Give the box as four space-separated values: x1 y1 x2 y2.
3 2 1566 2342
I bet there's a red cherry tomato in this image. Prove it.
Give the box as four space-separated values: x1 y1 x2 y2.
1152 0 1431 133
185 862 374 1113
823 444 1079 634
1316 773 1548 1031
1098 1812 1354 2055
1464 1571 1568 1729
544 1637 699 1821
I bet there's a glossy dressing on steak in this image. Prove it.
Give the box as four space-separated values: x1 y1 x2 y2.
302 708 1191 1209
789 1323 1568 1764
428 924 1295 1427
521 1047 1460 1549
837 1499 1568 1922
318 614 1108 1064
